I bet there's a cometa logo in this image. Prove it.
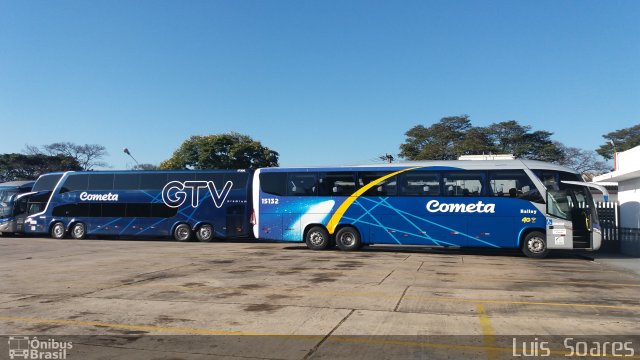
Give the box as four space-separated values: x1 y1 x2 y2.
426 200 496 213
162 181 233 208
79 192 119 201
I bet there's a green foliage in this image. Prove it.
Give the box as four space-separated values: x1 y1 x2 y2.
486 121 563 161
399 116 563 162
0 153 82 182
596 124 640 160
160 132 279 170
400 116 472 160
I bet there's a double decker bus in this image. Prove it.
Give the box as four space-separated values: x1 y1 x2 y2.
0 180 35 235
252 160 606 258
24 170 252 241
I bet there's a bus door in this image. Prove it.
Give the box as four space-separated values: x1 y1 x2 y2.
13 194 31 233
545 187 594 249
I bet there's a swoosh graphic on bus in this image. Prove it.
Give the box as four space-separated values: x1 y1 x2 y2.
326 167 421 234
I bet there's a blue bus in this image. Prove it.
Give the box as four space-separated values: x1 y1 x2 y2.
252 160 606 258
24 170 252 241
0 180 35 235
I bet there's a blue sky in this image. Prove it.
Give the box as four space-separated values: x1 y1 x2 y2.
1 0 638 169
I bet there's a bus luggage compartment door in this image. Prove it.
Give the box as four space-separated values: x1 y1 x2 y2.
225 205 247 238
258 213 282 240
546 218 573 249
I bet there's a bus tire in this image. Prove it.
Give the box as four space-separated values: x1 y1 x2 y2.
522 231 549 259
50 222 66 239
305 226 330 250
70 222 87 240
335 226 361 251
173 224 192 242
196 224 214 242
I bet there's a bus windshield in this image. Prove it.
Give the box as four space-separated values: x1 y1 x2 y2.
0 190 18 219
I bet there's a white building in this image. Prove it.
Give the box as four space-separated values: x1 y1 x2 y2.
594 145 640 256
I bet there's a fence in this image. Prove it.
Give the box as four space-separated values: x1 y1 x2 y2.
596 201 620 252
620 228 640 257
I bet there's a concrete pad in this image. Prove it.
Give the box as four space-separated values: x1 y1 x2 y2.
2 237 640 358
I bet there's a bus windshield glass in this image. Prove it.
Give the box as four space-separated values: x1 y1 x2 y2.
0 190 18 218
32 174 63 192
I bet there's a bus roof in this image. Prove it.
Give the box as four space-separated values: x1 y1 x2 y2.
258 159 578 174
50 169 250 175
34 170 251 182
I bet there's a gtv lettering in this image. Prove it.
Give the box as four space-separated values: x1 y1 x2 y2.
426 200 495 213
162 181 233 209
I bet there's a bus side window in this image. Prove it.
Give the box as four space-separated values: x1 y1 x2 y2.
140 173 168 190
88 174 115 191
196 173 224 187
28 203 44 215
398 172 440 196
259 172 287 196
60 174 88 193
318 173 356 196
114 174 141 190
287 173 317 196
443 172 485 197
489 170 543 203
225 172 249 190
358 172 397 197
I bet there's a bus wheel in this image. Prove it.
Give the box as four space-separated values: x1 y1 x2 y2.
50 222 66 239
522 231 549 259
173 224 192 242
196 225 214 242
335 227 361 251
305 226 330 250
70 223 87 240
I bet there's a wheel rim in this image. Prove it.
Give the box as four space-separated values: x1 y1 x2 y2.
54 224 64 238
339 232 356 247
200 226 212 240
527 236 545 253
309 231 325 246
74 225 84 238
177 226 190 240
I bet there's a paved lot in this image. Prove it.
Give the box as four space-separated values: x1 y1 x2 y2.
1 236 639 359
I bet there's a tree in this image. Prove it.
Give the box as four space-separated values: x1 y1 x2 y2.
553 142 610 180
486 121 563 162
456 127 497 156
131 163 160 170
399 116 474 160
0 153 82 182
24 142 109 170
160 132 279 170
399 117 563 162
596 124 640 160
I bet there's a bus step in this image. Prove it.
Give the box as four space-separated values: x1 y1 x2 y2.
572 238 590 249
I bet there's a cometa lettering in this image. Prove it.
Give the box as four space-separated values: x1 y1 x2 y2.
426 200 495 213
79 192 119 201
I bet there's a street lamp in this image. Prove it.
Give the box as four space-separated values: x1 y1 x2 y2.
123 148 139 169
609 140 617 171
